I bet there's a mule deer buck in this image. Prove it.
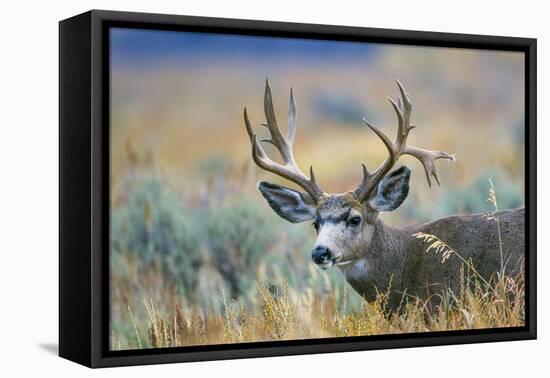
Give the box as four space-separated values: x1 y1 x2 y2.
244 80 525 309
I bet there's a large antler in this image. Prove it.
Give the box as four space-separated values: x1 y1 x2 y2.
244 80 325 202
353 80 455 202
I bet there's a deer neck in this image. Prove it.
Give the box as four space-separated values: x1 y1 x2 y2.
338 219 412 300
369 218 412 257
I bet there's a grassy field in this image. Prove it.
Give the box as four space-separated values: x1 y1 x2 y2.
114 251 524 350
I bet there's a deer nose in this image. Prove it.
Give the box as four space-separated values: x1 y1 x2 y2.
312 246 331 264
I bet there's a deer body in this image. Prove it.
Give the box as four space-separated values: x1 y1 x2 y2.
339 207 525 307
244 80 525 307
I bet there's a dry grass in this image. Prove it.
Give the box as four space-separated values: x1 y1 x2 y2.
112 262 524 350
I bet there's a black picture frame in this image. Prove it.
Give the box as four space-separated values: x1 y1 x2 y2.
59 9 537 368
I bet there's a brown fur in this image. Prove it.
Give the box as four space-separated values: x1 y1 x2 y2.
339 207 525 309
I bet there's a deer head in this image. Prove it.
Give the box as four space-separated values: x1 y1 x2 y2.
244 80 455 270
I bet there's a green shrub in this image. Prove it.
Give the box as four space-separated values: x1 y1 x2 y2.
111 177 201 290
405 168 523 222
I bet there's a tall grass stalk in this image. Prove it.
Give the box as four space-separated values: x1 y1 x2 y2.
486 178 505 275
127 304 143 349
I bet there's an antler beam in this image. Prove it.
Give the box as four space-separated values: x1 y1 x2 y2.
244 80 325 202
353 80 455 202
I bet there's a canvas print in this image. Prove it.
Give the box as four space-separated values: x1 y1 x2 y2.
109 28 525 351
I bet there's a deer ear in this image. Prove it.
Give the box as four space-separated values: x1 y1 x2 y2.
257 181 316 223
368 166 411 212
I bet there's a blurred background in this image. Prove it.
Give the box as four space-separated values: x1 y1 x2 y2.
109 27 525 349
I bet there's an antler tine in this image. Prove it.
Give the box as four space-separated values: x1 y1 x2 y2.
287 88 297 145
263 80 291 161
354 80 455 201
403 146 456 188
244 80 325 201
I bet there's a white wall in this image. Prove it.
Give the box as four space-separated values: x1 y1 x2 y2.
0 0 546 376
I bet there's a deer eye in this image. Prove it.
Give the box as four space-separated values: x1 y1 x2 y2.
312 221 320 232
348 216 362 227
